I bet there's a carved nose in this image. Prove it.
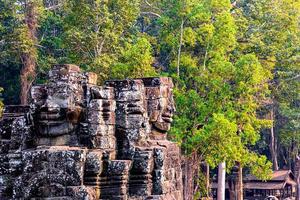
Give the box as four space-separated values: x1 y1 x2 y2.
167 105 176 113
172 105 176 113
165 96 176 113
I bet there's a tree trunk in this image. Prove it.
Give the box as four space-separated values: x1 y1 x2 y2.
20 1 38 105
184 155 190 199
228 165 240 200
176 19 184 77
228 178 235 200
269 108 279 170
206 163 210 197
183 152 201 200
296 156 300 200
20 54 36 105
217 162 226 200
236 164 243 200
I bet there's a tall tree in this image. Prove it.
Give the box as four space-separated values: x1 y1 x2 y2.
234 0 300 171
0 0 42 104
19 0 41 104
0 0 22 104
152 0 273 198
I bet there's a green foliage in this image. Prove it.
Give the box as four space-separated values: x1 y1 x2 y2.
61 0 141 82
37 9 65 74
0 0 43 104
158 0 273 177
194 169 209 199
110 36 157 79
0 1 22 103
235 0 300 168
247 153 273 180
1 0 150 99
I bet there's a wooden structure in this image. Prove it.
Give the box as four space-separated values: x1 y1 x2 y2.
244 170 296 199
210 170 296 199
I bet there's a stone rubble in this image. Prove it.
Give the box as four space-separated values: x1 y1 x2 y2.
0 64 183 200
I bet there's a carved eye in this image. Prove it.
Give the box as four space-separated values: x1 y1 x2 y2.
158 103 162 111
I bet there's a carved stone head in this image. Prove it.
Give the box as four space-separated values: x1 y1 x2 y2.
142 78 175 137
30 65 85 143
106 79 150 159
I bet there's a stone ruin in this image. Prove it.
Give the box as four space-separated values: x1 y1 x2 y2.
0 64 183 200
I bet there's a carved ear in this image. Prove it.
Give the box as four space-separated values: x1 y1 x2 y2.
67 107 82 123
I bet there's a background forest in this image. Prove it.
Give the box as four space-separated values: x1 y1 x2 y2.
0 0 299 198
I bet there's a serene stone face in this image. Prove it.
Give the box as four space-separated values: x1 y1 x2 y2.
152 91 175 132
142 77 176 133
31 65 84 137
106 79 150 159
87 86 116 150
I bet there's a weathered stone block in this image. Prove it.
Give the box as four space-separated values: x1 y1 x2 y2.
145 87 161 100
129 149 154 197
31 85 47 107
8 152 22 175
106 79 144 92
89 124 115 137
0 155 9 175
91 86 115 100
116 114 146 130
88 110 116 125
84 151 103 186
141 77 174 87
66 186 99 199
92 136 116 150
116 90 145 102
21 148 86 189
131 150 154 174
106 160 132 176
84 72 98 85
152 169 164 195
89 99 116 112
49 64 81 80
0 141 10 154
100 160 131 199
10 117 28 150
116 101 147 116
0 118 14 139
153 148 164 170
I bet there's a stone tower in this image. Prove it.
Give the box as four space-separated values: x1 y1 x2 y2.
0 64 183 200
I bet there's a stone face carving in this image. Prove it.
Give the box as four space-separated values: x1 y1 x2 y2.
0 64 182 200
106 79 150 160
142 77 175 140
31 64 85 146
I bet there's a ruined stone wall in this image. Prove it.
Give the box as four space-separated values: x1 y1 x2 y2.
0 64 183 200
